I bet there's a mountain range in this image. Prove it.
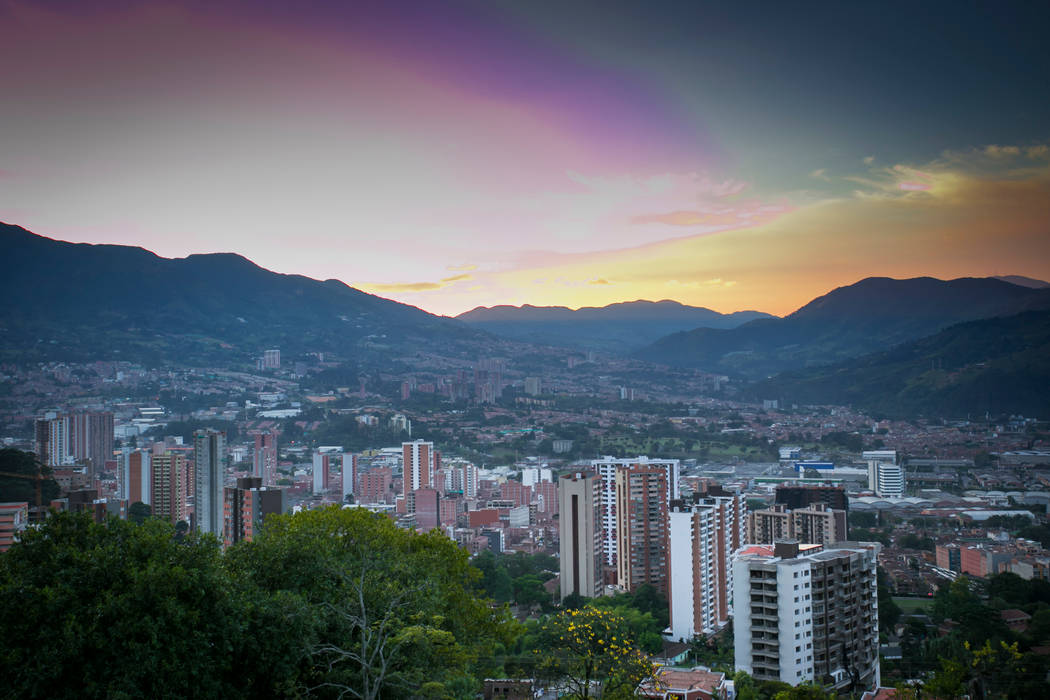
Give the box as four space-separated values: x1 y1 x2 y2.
749 308 1050 419
456 301 771 353
0 222 489 366
3 222 1048 417
633 276 1050 379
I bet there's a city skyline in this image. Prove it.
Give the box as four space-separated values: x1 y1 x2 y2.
1 0 1048 316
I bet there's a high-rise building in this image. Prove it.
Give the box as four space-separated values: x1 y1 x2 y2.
775 485 848 512
402 440 435 498
458 462 479 498
70 412 114 474
262 349 281 369
312 451 334 494
592 456 680 572
341 453 357 502
558 472 602 600
615 463 670 595
151 452 186 525
523 376 542 396
223 476 284 546
501 480 530 507
733 541 881 692
749 504 847 546
194 429 226 536
864 451 902 498
35 412 113 473
119 449 151 505
252 430 278 486
356 467 392 504
533 481 558 515
408 488 439 531
667 490 746 641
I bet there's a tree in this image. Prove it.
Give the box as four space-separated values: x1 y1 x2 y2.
128 500 151 524
0 448 59 504
0 512 301 698
227 506 517 698
532 607 656 699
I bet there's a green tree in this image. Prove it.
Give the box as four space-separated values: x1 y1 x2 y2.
734 670 758 700
0 512 300 699
227 505 516 699
532 607 656 699
128 500 151 524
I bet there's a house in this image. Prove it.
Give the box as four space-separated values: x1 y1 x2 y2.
637 666 727 700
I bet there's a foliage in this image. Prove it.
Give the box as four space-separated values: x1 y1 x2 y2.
0 448 60 504
128 500 151 525
471 550 557 609
0 513 300 699
749 308 1050 419
228 506 517 698
0 506 523 699
531 607 656 699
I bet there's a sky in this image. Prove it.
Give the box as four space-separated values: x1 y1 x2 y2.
1 0 1048 317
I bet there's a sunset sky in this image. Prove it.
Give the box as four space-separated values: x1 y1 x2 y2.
1 0 1048 316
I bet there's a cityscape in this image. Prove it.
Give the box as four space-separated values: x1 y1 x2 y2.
2 2 1050 699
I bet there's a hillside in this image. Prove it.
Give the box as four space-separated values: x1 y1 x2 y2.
633 277 1050 378
0 223 491 366
456 300 771 353
748 309 1050 419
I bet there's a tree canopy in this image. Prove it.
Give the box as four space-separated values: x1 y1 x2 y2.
0 506 518 699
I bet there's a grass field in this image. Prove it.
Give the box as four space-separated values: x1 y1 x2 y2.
894 596 934 612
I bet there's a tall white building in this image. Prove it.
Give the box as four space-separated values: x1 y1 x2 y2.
591 456 680 569
193 429 226 536
864 450 903 498
521 466 553 488
733 541 881 692
341 453 357 502
667 490 746 641
313 451 340 495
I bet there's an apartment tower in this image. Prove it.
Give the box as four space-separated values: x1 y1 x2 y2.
733 541 881 692
558 471 603 600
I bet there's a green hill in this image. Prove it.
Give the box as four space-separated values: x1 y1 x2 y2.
749 309 1050 418
634 276 1050 379
0 222 490 366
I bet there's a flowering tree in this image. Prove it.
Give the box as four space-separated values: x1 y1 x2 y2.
534 607 657 699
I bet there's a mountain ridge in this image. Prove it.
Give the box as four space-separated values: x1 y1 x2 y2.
633 276 1050 378
0 222 491 366
748 308 1050 418
456 299 772 353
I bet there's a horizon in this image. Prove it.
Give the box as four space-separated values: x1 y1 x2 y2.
1 1 1048 316
8 219 1048 319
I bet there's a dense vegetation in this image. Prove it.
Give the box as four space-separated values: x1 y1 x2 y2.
886 575 1050 698
0 509 662 699
752 309 1050 418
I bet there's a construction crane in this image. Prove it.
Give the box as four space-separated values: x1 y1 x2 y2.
0 468 45 511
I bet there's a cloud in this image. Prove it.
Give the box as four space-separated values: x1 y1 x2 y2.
589 278 611 285
363 272 472 293
810 168 830 181
365 281 443 292
446 263 477 271
632 202 792 228
862 156 875 165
